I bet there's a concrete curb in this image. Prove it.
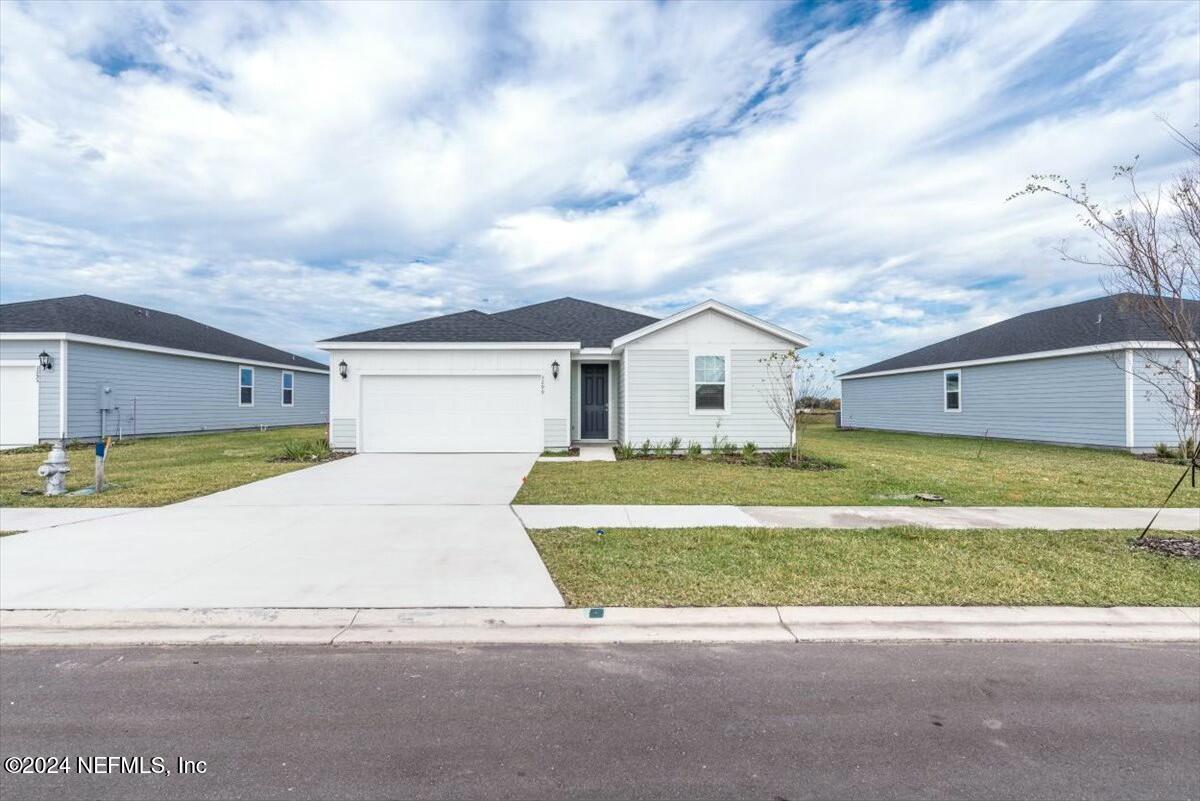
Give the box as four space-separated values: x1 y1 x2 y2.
2 606 1196 646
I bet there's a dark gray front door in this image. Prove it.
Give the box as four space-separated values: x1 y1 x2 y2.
580 364 609 439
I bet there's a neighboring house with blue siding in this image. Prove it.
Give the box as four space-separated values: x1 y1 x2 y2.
839 294 1198 452
0 295 329 447
317 297 809 453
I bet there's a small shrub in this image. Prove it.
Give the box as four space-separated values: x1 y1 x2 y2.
653 440 670 457
1154 442 1180 459
667 436 682 453
639 439 652 457
686 441 703 458
616 442 636 459
277 438 332 462
766 450 789 467
741 442 758 461
721 441 740 457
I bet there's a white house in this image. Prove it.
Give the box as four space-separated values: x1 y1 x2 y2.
317 297 809 453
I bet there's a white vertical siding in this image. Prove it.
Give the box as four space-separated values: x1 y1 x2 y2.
840 352 1127 447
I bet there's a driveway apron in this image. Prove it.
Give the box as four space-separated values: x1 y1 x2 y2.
0 454 563 609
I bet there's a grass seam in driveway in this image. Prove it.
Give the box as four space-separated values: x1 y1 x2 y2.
528 526 1200 608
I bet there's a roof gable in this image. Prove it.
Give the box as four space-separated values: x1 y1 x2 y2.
0 294 326 370
840 293 1199 378
611 300 810 349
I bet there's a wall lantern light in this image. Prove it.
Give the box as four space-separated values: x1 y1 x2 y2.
338 360 348 379
551 360 560 380
38 350 53 371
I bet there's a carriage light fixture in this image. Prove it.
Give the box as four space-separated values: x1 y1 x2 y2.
338 360 348 379
551 360 560 379
38 350 52 370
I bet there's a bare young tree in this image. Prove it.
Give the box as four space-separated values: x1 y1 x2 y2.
1010 122 1200 458
759 350 837 461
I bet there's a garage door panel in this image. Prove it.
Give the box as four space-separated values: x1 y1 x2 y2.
0 365 40 448
361 375 542 453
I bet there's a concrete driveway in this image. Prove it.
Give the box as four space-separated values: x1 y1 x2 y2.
0 453 563 609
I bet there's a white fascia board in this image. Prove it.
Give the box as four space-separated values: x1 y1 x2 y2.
0 332 328 374
572 347 618 361
611 299 811 349
838 340 1183 380
316 341 581 351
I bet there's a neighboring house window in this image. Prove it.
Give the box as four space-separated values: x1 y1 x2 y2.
281 371 294 407
944 369 961 412
692 353 728 413
239 366 254 406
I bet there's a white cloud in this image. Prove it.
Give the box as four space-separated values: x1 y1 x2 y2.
1 0 1197 371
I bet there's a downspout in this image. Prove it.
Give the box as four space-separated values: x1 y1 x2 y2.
1124 349 1134 450
58 339 68 440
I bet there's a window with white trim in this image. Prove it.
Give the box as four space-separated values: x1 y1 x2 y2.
943 369 961 412
693 354 727 412
281 371 294 407
239 366 254 406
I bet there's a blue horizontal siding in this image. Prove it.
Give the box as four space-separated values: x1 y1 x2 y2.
65 342 328 439
840 352 1126 447
1131 349 1191 449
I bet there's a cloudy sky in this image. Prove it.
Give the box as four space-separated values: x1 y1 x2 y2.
1 0 1197 373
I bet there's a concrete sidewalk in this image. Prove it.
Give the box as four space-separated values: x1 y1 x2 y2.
2 606 1196 646
513 504 1200 530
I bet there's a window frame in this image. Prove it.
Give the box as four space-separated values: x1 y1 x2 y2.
281 370 295 407
238 365 255 407
943 368 961 413
689 350 731 415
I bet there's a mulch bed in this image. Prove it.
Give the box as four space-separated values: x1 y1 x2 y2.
618 453 840 471
1130 536 1200 559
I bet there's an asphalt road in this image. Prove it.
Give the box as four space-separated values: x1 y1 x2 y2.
0 643 1197 800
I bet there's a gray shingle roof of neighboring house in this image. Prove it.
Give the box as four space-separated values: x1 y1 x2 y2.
841 293 1200 377
326 297 659 348
0 294 327 371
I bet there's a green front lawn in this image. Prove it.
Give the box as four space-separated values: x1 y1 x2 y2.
0 426 328 507
529 526 1200 607
515 416 1200 507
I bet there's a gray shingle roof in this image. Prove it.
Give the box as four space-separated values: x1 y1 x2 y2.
323 309 564 343
0 294 326 370
326 297 658 347
492 297 658 348
841 293 1200 377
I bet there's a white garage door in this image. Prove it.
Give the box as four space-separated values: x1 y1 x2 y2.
360 374 543 453
0 364 40 449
